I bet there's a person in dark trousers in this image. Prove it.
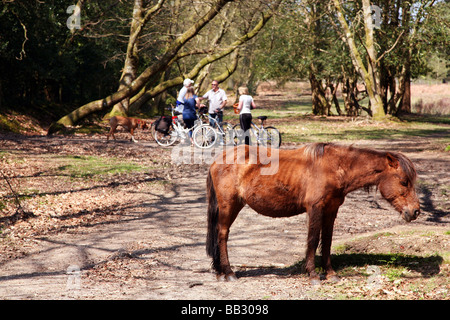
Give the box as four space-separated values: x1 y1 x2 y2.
183 87 199 145
237 86 256 145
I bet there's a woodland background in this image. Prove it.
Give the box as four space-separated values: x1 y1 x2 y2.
0 0 448 132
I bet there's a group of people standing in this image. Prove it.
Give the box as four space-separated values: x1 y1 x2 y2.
176 78 255 145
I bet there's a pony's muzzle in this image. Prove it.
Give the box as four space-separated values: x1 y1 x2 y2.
403 208 420 222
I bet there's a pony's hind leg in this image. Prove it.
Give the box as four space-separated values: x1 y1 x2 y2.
216 201 243 281
206 169 244 281
217 223 235 281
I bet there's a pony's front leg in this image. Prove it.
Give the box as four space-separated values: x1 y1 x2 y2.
305 205 323 285
321 208 339 282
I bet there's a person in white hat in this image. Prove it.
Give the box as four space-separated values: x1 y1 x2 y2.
175 78 194 112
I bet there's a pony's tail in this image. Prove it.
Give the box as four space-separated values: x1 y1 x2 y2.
206 170 221 272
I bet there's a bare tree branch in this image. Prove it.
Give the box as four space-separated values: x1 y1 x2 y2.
48 0 233 134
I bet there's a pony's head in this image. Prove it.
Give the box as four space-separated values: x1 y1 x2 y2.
378 152 420 222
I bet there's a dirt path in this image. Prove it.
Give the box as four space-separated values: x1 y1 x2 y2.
0 164 314 299
0 133 448 299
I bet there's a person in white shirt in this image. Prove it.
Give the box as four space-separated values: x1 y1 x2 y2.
199 80 227 127
175 78 194 112
237 86 256 145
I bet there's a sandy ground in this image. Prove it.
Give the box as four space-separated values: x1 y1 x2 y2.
0 131 448 300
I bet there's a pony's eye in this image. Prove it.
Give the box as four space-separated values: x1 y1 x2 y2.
400 180 408 187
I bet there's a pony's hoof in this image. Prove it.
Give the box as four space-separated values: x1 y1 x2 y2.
217 273 238 282
226 274 238 282
217 274 226 281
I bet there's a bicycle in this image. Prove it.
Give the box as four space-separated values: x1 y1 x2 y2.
192 114 235 149
152 106 206 147
232 116 281 148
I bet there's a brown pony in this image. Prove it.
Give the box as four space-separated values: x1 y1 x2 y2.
206 143 420 284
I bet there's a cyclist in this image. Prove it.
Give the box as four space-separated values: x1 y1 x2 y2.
237 86 256 145
199 80 227 127
175 78 194 113
183 87 200 145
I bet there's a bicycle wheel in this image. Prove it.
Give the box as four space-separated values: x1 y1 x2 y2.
232 124 244 145
153 126 179 146
193 125 217 149
219 122 235 146
260 126 281 148
232 123 257 146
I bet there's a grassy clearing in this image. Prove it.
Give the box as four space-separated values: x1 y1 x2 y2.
54 155 148 178
224 91 449 146
276 117 450 145
267 96 450 144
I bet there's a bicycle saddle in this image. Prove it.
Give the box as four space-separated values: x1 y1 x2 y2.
257 116 267 121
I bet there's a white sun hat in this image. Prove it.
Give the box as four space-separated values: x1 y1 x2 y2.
183 78 194 86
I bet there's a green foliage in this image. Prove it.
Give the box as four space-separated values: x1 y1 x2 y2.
421 1 450 80
1 0 447 125
249 0 448 116
0 0 122 116
252 1 350 82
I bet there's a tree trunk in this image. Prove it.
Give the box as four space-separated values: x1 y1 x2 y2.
309 63 329 116
109 0 145 117
328 80 342 116
397 0 412 115
332 0 386 120
397 56 411 115
342 76 359 116
399 75 411 114
362 0 385 119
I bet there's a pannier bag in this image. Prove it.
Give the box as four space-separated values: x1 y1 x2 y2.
154 116 172 134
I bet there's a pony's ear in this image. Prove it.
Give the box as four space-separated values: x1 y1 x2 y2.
386 153 399 169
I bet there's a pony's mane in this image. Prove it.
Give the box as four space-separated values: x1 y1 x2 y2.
389 151 417 184
303 143 329 160
302 143 417 183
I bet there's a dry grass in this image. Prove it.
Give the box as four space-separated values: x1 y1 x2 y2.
411 83 450 115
